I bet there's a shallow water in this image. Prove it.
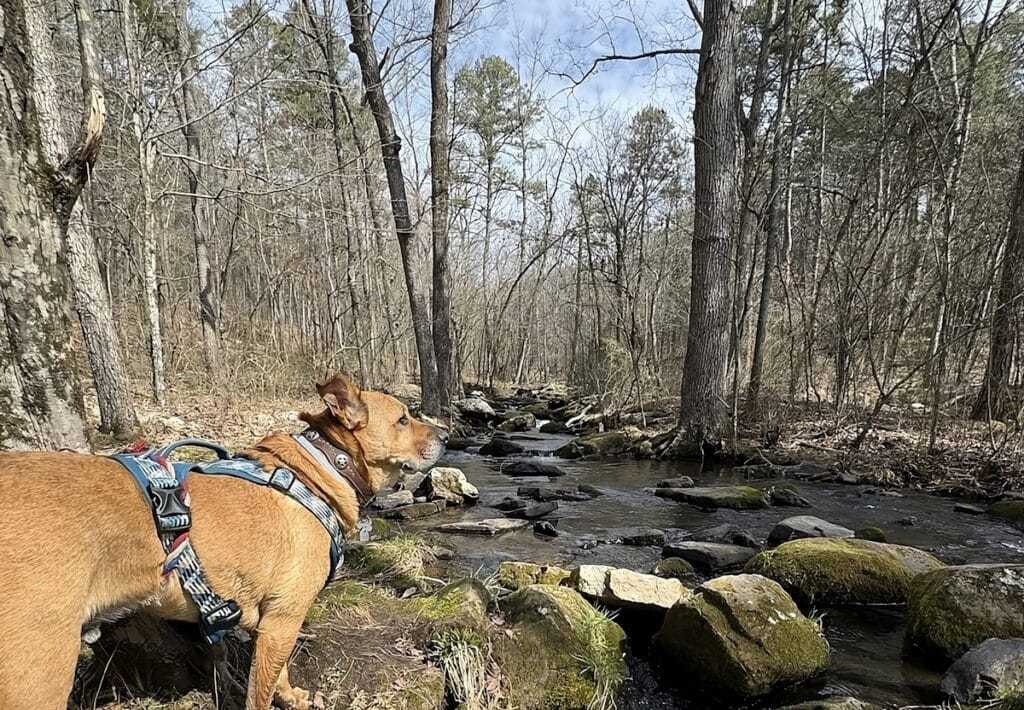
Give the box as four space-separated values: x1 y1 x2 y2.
407 432 1024 709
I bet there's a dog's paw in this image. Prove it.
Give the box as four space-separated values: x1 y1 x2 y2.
274 685 310 710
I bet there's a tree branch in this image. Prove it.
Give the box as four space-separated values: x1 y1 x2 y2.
558 47 700 86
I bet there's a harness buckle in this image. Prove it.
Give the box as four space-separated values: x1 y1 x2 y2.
269 468 295 493
201 599 243 635
149 484 192 536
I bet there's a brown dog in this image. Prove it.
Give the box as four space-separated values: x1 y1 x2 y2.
0 374 446 710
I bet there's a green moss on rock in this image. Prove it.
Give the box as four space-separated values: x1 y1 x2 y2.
745 538 943 607
654 574 829 699
555 430 636 459
497 561 571 590
907 564 1024 662
854 526 887 542
655 485 770 510
495 585 627 709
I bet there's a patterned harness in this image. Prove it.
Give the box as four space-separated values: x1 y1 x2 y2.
111 436 347 643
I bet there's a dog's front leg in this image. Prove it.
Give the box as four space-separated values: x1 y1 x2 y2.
274 665 310 709
245 612 308 710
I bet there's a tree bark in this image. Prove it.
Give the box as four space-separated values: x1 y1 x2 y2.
0 0 92 450
972 132 1024 422
344 0 442 413
674 0 741 451
175 0 221 379
430 0 455 405
25 0 139 439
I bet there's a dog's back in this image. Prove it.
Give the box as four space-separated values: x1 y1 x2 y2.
0 452 165 709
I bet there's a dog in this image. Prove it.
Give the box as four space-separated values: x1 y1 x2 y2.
0 374 447 710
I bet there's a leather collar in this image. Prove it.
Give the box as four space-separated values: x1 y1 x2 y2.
292 429 374 505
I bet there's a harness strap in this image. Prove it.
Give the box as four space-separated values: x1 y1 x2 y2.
293 429 374 504
164 538 241 644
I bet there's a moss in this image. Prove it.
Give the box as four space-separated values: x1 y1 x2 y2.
988 501 1024 529
306 580 387 624
411 578 490 633
654 574 828 699
496 585 627 709
745 538 943 607
854 526 887 542
906 564 1024 662
347 533 435 588
497 561 571 590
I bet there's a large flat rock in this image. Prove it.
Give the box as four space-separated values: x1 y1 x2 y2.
663 541 758 572
655 485 769 509
436 518 530 536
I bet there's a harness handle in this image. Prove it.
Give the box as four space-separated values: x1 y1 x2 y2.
153 438 232 461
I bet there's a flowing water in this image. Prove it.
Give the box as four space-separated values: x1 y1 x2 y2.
407 432 1024 709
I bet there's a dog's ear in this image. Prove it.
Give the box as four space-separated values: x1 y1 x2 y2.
315 374 368 430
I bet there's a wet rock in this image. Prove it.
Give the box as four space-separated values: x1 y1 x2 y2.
444 437 475 451
479 436 525 457
652 557 696 580
498 411 537 433
436 518 530 536
495 585 627 709
735 461 834 481
954 503 986 515
619 528 666 547
940 638 1024 703
769 487 811 508
907 564 1024 661
775 698 882 710
655 485 770 510
454 396 497 422
555 430 637 459
517 486 592 502
854 527 887 542
768 515 854 546
577 483 603 497
987 500 1024 529
654 574 829 699
570 565 686 611
497 562 571 590
496 460 566 477
353 516 393 542
746 538 944 607
657 476 695 488
371 490 415 510
533 521 558 537
663 541 758 573
381 500 446 520
896 516 918 526
394 471 427 493
521 402 553 419
688 524 762 549
837 471 861 485
424 467 479 505
539 420 570 434
493 497 527 512
504 501 558 520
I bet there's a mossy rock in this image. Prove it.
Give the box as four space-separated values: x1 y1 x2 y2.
411 578 491 632
745 538 944 607
655 485 770 510
906 564 1024 662
988 501 1024 529
495 585 628 709
347 534 433 589
497 561 571 590
307 580 387 624
554 430 635 459
652 557 697 580
654 574 828 699
854 526 886 542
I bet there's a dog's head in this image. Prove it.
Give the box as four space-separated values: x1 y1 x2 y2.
309 374 447 488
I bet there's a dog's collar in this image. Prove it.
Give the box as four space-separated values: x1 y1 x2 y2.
292 429 374 505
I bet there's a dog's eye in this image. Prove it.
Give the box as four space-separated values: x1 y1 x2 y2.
398 415 409 426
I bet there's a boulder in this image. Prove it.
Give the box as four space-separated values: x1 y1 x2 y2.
518 486 593 502
570 565 686 612
954 503 986 515
907 564 1024 661
854 527 887 542
688 523 761 549
497 562 571 590
504 501 558 520
768 515 854 546
498 411 537 432
988 500 1024 529
370 490 415 510
436 518 530 536
663 541 758 573
940 638 1024 703
539 420 570 434
555 430 636 459
745 538 944 607
496 460 566 477
493 497 527 512
393 471 427 493
655 485 770 510
454 397 497 421
652 557 697 580
533 521 558 537
769 487 811 508
479 437 525 457
444 437 475 451
424 467 479 505
380 501 446 520
618 528 666 547
654 574 829 699
656 476 695 488
495 586 627 709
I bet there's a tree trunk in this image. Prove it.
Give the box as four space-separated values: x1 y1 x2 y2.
175 0 221 379
972 132 1024 422
674 0 741 451
25 0 139 439
430 0 455 405
344 0 442 414
0 0 94 450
